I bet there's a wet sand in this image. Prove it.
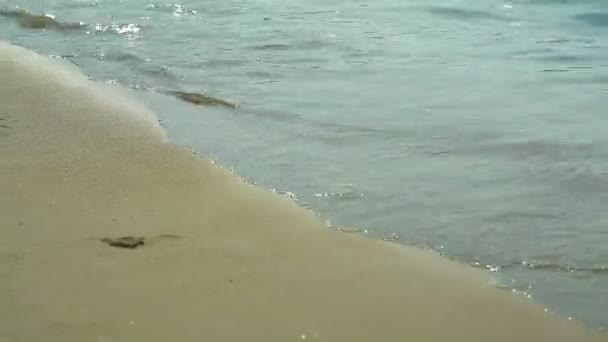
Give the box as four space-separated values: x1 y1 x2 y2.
0 40 605 342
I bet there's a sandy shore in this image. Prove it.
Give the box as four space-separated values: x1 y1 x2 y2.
0 41 605 342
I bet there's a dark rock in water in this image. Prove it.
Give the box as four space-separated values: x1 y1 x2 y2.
18 14 59 29
101 236 145 249
165 90 239 109
1 9 88 31
0 9 24 17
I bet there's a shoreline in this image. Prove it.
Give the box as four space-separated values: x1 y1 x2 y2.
1 40 605 341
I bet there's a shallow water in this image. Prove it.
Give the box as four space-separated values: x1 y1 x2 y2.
1 0 607 328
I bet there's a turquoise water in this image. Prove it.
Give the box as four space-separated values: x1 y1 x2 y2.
2 0 607 328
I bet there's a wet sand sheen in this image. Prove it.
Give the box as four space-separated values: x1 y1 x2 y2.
0 41 604 341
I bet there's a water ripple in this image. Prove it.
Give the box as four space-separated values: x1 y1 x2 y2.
146 3 197 15
420 6 513 22
574 12 608 27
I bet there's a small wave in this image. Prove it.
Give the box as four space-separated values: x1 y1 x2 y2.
540 68 569 73
550 74 608 85
314 184 364 201
48 54 79 66
189 58 248 69
94 23 143 34
138 64 175 79
146 3 197 15
469 259 608 275
525 0 575 4
330 225 369 235
288 10 338 15
535 38 571 44
247 43 290 51
381 233 400 242
96 49 143 62
245 70 273 78
246 40 332 52
574 12 608 27
420 6 512 22
457 139 597 162
52 0 99 9
270 188 298 202
314 191 363 201
518 260 608 274
268 188 316 210
535 54 592 63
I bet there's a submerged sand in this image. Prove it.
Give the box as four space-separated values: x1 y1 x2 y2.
0 41 604 342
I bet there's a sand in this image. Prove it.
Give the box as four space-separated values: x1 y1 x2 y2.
0 40 605 342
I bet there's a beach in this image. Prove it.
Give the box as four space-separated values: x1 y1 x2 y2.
1 40 606 342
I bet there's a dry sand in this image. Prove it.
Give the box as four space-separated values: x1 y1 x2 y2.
0 40 605 342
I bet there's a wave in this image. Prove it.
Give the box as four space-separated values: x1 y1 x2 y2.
500 260 608 274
